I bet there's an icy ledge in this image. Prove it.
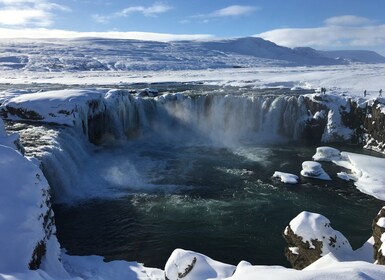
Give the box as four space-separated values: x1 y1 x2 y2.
313 146 385 201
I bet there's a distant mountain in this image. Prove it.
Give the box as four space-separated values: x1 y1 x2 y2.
195 37 342 66
0 37 382 72
318 50 385 64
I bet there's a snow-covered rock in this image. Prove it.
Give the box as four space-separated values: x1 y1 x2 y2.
0 117 24 152
0 143 55 272
272 171 299 184
373 207 385 265
164 249 235 280
0 89 105 126
312 146 341 162
284 211 353 269
300 161 331 180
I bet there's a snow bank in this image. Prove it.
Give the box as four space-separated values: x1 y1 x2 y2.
332 152 385 200
163 248 385 280
273 171 299 184
0 140 49 272
300 161 331 180
62 254 163 280
312 146 385 200
165 249 235 280
228 260 385 280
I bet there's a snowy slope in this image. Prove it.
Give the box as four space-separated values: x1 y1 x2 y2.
0 37 347 72
319 50 385 64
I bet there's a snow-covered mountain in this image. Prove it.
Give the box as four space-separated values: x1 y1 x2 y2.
0 37 356 72
318 50 385 64
0 37 384 72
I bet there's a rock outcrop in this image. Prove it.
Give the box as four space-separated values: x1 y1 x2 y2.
284 211 352 269
373 207 385 265
303 93 385 153
164 249 235 280
0 121 58 272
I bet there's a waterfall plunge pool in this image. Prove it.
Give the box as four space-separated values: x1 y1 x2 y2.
9 85 382 269
52 138 383 268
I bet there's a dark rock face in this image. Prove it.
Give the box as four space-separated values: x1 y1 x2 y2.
303 94 385 152
364 101 385 152
4 106 44 120
372 207 385 264
29 178 56 270
283 225 323 270
29 241 46 270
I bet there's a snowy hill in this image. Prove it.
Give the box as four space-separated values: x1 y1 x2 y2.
0 37 351 72
318 50 385 64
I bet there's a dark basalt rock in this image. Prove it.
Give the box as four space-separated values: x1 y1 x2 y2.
29 241 46 270
372 207 385 264
283 225 323 270
4 106 44 120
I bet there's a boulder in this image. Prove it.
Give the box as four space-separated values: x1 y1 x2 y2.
164 249 235 280
300 161 331 180
284 211 352 269
312 146 341 162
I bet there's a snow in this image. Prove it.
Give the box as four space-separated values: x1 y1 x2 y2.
300 161 331 180
288 247 299 255
288 211 352 254
377 217 385 228
332 152 385 201
337 172 354 181
313 146 341 162
0 37 346 74
228 260 385 280
0 140 49 273
311 146 385 200
381 234 385 257
165 249 235 280
272 171 299 184
62 254 163 280
1 89 104 126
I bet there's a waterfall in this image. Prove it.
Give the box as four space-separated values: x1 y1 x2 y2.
7 90 310 203
87 91 309 146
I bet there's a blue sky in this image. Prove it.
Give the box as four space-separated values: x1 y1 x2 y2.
1 0 385 54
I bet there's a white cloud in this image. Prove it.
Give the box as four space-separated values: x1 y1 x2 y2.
0 0 70 27
256 15 385 53
325 15 373 27
211 5 258 17
191 5 258 22
117 3 172 17
93 2 172 23
0 27 213 41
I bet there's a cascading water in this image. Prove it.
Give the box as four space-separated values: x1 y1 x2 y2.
8 86 383 269
89 91 309 147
